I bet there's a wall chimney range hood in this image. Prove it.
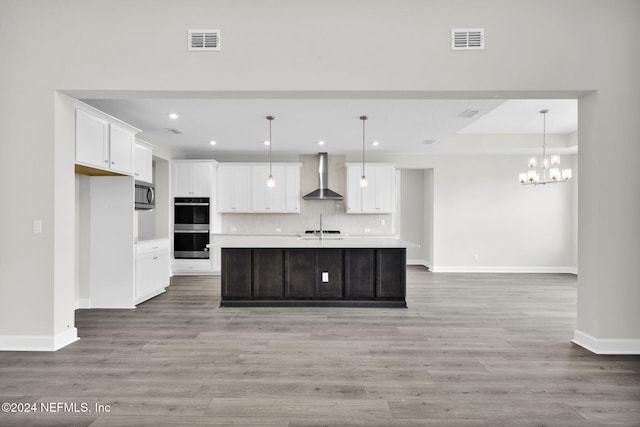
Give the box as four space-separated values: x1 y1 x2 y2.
303 152 344 200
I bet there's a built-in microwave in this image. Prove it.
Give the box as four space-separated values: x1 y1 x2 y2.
135 182 155 210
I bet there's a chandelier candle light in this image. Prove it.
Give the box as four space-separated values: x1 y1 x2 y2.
519 109 572 185
266 115 275 188
360 115 368 188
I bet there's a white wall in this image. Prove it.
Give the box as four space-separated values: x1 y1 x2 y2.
355 149 577 272
432 155 575 272
1 0 638 353
424 169 434 269
399 169 426 262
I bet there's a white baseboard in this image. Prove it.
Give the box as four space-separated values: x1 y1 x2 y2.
431 266 577 274
573 330 640 355
0 328 79 352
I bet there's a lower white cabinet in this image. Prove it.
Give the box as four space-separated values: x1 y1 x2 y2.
172 258 214 275
135 238 170 305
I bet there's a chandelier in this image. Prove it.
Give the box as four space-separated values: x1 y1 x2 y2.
519 109 572 185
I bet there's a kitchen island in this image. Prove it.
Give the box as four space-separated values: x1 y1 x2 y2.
219 236 412 308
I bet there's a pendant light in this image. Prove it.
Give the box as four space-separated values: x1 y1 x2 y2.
360 115 368 187
266 115 275 188
519 109 572 185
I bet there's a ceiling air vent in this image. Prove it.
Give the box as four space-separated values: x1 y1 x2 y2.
451 28 484 50
165 128 183 135
458 109 480 118
188 29 220 51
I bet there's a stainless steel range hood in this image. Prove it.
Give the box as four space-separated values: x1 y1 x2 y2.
302 152 344 200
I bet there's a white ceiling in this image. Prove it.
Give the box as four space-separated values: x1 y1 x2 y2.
82 98 578 156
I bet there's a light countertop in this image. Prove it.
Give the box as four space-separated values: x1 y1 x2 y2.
135 237 170 244
209 235 417 249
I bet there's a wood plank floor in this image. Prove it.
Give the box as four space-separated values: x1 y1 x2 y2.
1 267 639 426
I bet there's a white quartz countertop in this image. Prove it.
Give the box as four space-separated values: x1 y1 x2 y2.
211 235 418 249
135 237 170 244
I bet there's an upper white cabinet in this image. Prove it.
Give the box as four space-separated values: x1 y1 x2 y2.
75 105 139 176
108 123 135 174
252 165 286 212
218 163 300 213
134 140 153 184
285 164 301 213
76 109 110 168
217 164 252 212
173 160 215 197
346 164 395 214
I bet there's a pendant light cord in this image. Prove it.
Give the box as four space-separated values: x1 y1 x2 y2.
267 116 274 176
361 115 367 176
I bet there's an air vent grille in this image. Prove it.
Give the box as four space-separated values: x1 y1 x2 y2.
188 29 220 51
451 28 484 50
165 128 183 135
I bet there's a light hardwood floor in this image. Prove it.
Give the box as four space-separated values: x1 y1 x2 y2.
1 267 639 426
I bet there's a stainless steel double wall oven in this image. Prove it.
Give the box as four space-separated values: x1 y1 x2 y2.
174 197 210 259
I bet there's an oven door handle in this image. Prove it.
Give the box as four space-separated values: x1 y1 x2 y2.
174 230 210 234
174 203 209 206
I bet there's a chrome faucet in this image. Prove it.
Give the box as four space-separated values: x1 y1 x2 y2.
319 213 323 241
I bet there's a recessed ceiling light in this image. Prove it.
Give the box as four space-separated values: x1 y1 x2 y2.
264 140 270 146
372 141 380 146
318 140 325 146
209 140 217 146
169 113 179 120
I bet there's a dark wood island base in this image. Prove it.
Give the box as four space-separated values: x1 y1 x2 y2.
221 247 406 308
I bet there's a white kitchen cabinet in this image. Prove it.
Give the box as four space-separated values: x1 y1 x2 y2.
217 164 252 212
75 106 139 175
346 164 395 214
252 165 286 212
285 164 301 213
173 160 215 197
135 239 170 305
108 123 135 174
218 163 300 213
172 258 213 275
134 140 153 183
76 109 110 169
